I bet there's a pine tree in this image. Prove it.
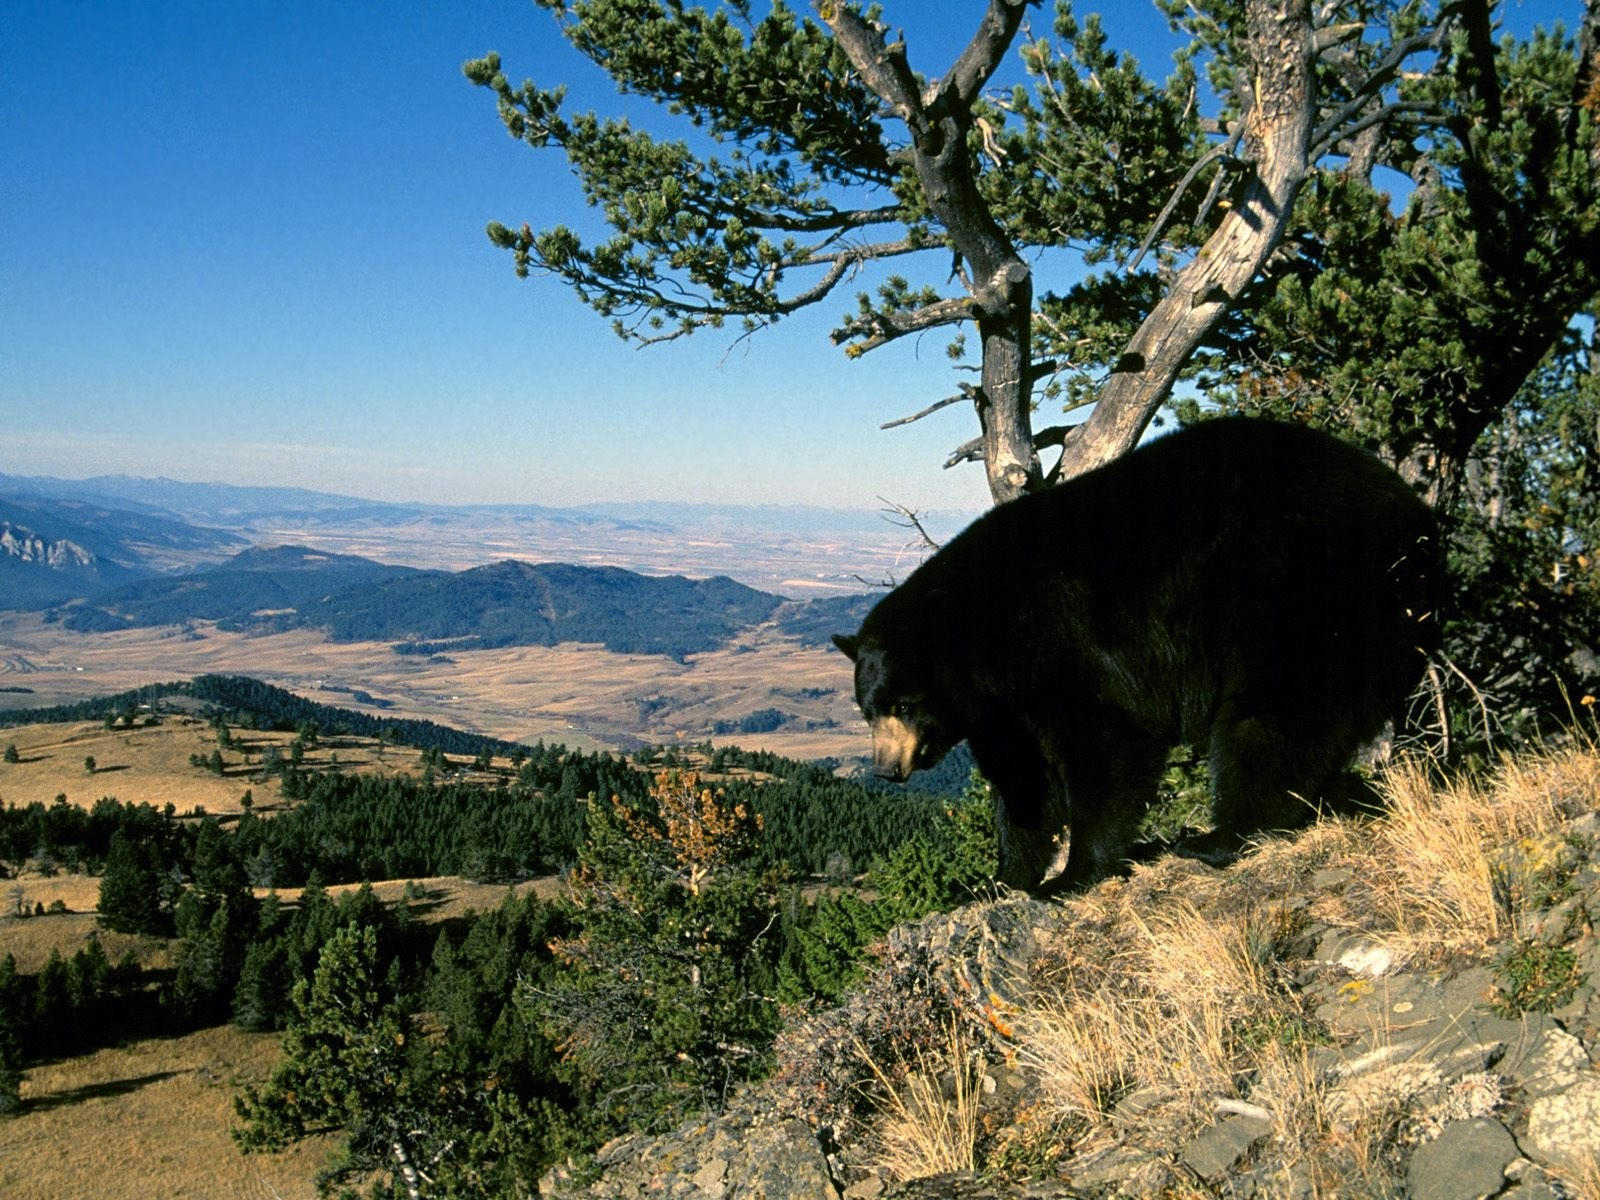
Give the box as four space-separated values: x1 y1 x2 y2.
0 955 26 1115
533 771 787 1131
97 830 168 936
234 923 455 1199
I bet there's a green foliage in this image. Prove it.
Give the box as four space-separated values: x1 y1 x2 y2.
234 924 440 1194
530 772 788 1132
1142 747 1214 842
2 743 17 764
97 828 171 936
780 770 997 1003
1492 939 1586 1015
466 0 894 342
0 956 22 1117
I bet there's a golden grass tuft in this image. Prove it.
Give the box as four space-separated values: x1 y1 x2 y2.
855 1019 984 1181
1365 742 1599 958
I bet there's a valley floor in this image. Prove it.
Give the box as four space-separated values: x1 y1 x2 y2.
0 611 867 761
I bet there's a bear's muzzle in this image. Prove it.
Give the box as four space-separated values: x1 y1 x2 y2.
869 715 920 782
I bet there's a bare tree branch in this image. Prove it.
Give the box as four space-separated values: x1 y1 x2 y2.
880 386 972 429
1127 125 1246 273
877 496 942 552
933 0 1032 112
1063 0 1321 479
1308 99 1442 163
823 0 1042 504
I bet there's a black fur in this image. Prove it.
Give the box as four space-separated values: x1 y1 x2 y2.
834 419 1442 894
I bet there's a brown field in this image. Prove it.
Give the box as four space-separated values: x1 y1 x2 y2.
0 611 867 762
1 1024 338 1200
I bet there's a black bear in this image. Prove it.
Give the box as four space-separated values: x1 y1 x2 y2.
833 418 1441 895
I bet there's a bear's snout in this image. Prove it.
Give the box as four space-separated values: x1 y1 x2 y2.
869 715 919 782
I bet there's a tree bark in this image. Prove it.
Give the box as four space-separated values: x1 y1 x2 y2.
1061 0 1319 480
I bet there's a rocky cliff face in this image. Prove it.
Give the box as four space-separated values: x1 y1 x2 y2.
0 522 95 569
544 746 1600 1200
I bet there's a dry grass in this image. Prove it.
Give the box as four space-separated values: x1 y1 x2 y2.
1364 742 1599 959
856 1019 984 1181
863 743 1600 1190
1552 1154 1600 1200
0 716 454 820
1 1024 335 1200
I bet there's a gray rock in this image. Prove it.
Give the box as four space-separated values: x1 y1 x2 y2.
1524 1076 1600 1173
1179 1114 1274 1179
1512 1026 1591 1098
1500 1180 1563 1200
749 1118 838 1200
1068 1144 1170 1195
1406 1118 1517 1200
1481 1012 1562 1084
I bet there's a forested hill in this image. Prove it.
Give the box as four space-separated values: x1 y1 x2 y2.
48 547 790 658
311 559 782 657
58 546 418 634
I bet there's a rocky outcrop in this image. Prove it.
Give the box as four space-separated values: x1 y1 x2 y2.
0 522 95 569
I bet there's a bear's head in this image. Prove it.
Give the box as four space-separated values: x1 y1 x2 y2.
832 631 957 782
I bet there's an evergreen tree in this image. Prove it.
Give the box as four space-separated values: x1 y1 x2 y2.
0 954 26 1115
234 923 457 1199
472 0 1599 743
532 771 787 1132
232 939 291 1032
97 829 168 936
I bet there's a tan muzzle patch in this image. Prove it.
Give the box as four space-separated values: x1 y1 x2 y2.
869 715 920 781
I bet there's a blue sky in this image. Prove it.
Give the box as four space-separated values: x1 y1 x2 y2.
1 1 1575 512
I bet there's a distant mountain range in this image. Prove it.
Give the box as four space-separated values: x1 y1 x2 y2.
39 542 859 657
0 495 247 607
0 479 883 656
0 470 947 537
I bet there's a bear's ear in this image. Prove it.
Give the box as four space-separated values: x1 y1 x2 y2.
831 633 860 661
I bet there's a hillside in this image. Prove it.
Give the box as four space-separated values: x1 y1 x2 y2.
0 471 964 594
0 496 247 602
309 559 784 657
551 744 1600 1199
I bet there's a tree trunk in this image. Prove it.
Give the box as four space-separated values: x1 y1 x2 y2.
825 0 1043 505
1062 0 1319 481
